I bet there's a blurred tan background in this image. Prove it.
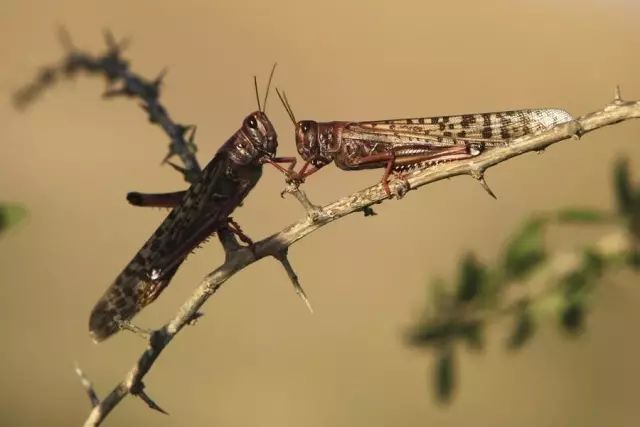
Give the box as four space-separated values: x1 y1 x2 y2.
1 0 640 425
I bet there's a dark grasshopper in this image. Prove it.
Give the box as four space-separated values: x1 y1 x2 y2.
276 90 572 195
89 70 296 342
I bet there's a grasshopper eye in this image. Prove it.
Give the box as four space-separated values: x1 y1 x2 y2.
301 122 310 133
247 116 258 129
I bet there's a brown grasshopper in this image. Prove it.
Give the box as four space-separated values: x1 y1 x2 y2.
89 69 296 342
275 90 572 196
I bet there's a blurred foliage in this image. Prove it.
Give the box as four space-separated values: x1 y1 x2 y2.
0 203 27 235
408 159 639 403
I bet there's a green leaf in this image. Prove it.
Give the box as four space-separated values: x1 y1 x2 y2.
0 204 27 233
560 301 585 335
561 270 589 297
555 208 611 223
408 320 484 350
460 321 484 350
503 217 548 279
429 277 450 312
407 323 454 347
457 253 485 302
561 249 603 298
614 158 634 215
407 322 456 347
582 249 605 278
628 250 640 270
434 349 455 403
507 309 535 350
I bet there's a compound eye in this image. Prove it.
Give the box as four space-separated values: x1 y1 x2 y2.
247 116 258 129
301 122 310 133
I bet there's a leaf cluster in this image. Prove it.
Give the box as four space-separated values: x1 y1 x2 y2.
407 159 640 402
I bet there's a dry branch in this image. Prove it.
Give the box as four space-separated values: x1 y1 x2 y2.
80 92 640 426
14 29 201 182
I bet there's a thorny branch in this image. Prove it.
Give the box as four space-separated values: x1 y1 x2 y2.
78 91 640 426
13 29 201 182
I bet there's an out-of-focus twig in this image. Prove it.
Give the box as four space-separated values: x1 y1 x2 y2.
14 29 201 182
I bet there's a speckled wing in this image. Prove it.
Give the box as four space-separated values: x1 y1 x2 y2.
89 153 256 342
345 109 573 147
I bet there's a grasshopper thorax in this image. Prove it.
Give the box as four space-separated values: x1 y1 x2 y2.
295 120 333 168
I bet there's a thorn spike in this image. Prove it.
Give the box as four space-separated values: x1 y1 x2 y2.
297 285 314 313
167 161 187 174
74 363 100 407
57 26 74 52
161 151 173 165
614 85 622 102
154 67 168 86
104 29 117 50
132 383 169 415
478 175 497 199
188 126 197 143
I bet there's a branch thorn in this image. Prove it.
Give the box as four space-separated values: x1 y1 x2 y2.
57 25 75 52
103 29 131 54
187 311 205 325
130 382 169 415
362 206 378 217
75 363 100 408
154 67 168 87
275 250 313 313
186 126 198 153
161 146 178 165
614 85 623 103
470 170 497 199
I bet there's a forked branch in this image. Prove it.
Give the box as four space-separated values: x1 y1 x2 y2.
14 28 201 182
82 92 639 426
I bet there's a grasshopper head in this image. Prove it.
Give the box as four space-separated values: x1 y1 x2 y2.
276 89 332 169
245 110 278 157
230 111 278 165
229 65 280 165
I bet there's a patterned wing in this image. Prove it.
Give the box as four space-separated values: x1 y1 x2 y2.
89 153 255 342
346 109 573 147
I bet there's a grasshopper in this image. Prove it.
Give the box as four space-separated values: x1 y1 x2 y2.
276 90 572 195
89 69 296 342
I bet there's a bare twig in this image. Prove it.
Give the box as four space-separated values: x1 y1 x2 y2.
282 183 322 220
81 94 639 426
14 28 201 182
75 364 100 408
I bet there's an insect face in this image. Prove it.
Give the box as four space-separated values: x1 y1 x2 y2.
233 111 278 165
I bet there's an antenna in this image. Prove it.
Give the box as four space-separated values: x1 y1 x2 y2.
276 88 297 124
254 76 262 112
262 63 277 113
